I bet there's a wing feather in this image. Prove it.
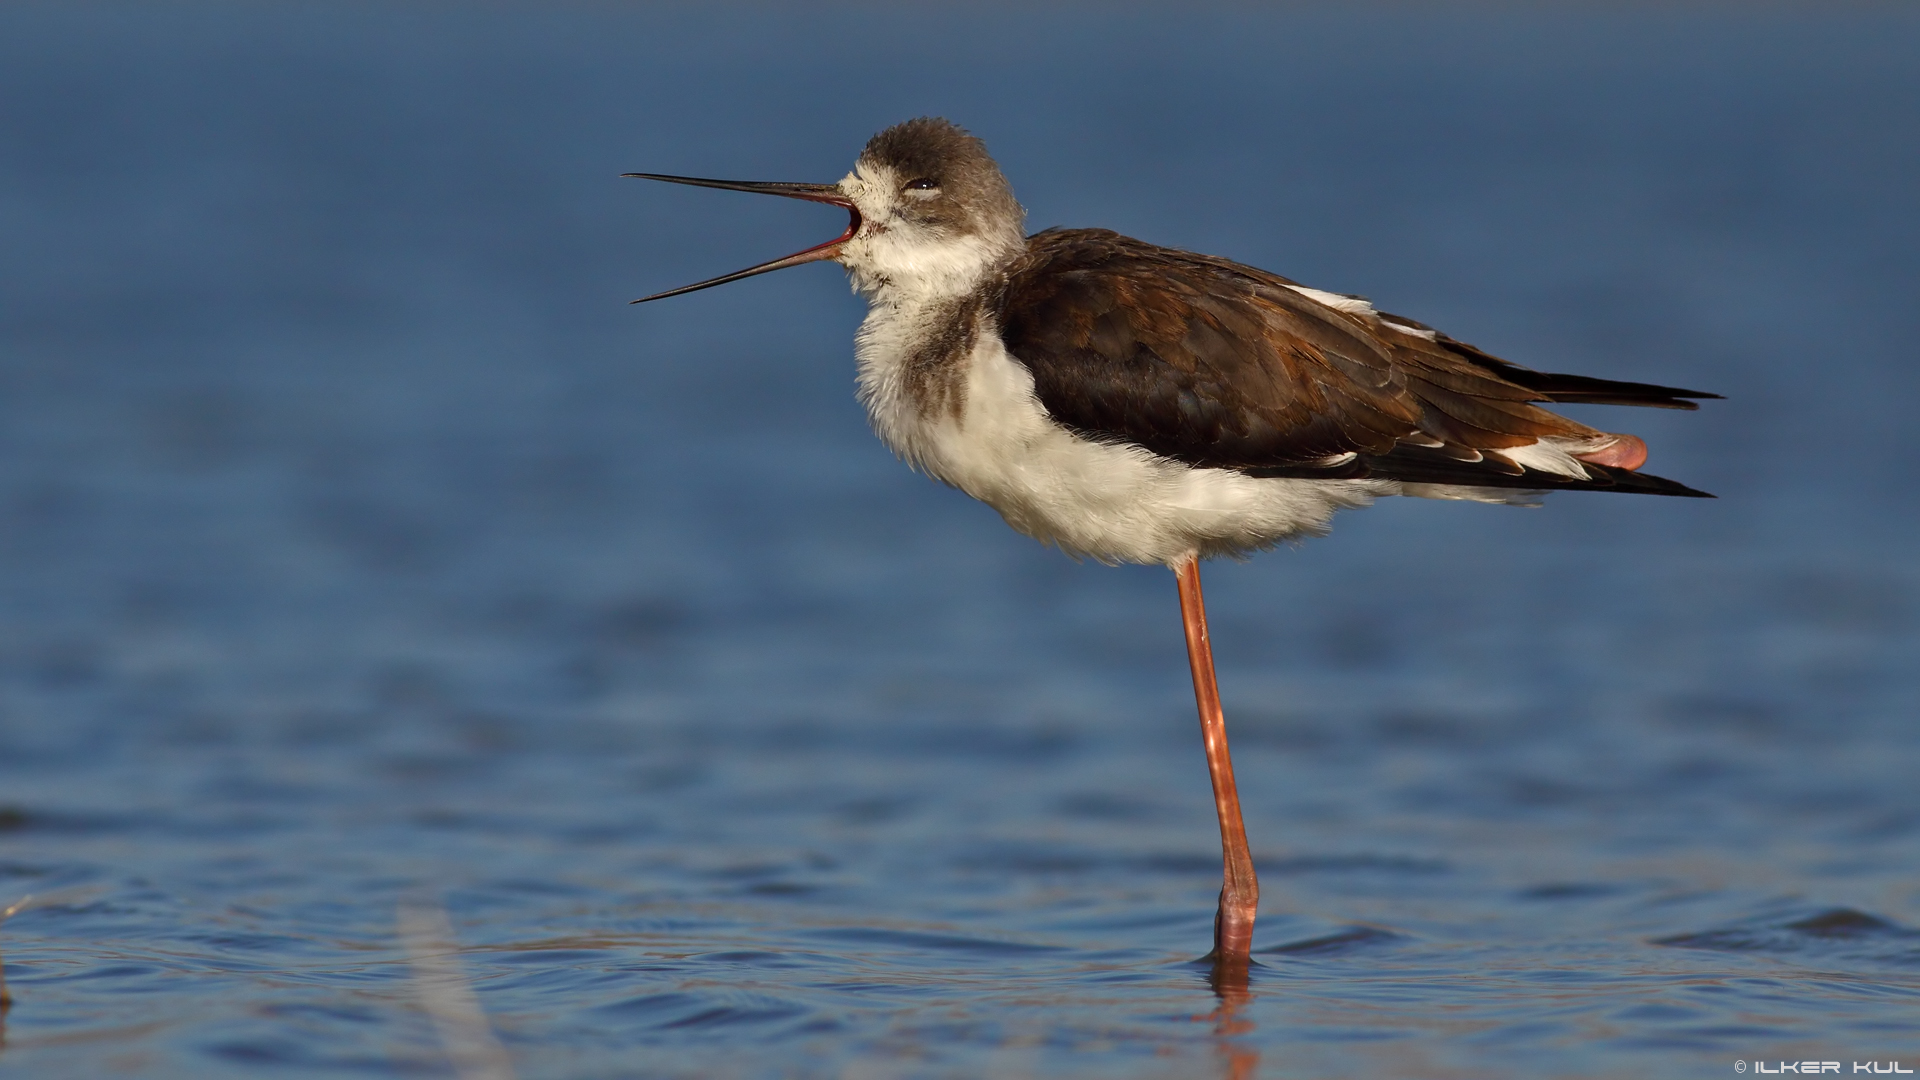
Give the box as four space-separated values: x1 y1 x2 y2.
994 228 1714 497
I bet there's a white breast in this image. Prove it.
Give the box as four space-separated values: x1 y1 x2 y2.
854 303 1392 566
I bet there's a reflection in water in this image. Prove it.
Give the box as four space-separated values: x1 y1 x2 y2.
0 894 31 1056
396 900 518 1080
1203 956 1260 1080
0 894 31 1026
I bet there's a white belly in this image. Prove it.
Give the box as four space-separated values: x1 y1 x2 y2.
856 315 1389 566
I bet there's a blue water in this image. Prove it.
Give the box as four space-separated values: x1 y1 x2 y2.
2 4 1918 1077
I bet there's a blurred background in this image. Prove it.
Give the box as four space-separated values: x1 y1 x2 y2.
0 3 1916 1078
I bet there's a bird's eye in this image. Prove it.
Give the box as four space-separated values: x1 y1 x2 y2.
904 178 939 191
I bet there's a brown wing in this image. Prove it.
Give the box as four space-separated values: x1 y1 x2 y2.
994 229 1715 496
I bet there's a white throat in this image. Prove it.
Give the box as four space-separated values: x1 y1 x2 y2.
844 230 1013 304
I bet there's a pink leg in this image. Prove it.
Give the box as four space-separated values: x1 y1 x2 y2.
1175 556 1259 970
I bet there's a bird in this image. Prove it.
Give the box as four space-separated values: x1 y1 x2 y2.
626 117 1716 976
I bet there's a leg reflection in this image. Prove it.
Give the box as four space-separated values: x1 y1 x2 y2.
1200 953 1259 1079
0 893 29 1054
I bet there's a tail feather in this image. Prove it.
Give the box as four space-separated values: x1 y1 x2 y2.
1499 370 1721 410
1244 443 1715 497
1430 334 1722 410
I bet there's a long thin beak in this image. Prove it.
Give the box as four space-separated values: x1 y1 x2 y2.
624 174 860 304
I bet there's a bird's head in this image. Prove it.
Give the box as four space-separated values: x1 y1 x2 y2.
628 117 1024 305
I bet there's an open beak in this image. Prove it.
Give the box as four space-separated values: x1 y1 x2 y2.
624 174 860 304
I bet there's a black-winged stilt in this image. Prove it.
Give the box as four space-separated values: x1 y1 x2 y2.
628 117 1715 975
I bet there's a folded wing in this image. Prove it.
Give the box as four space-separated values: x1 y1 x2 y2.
994 228 1716 497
